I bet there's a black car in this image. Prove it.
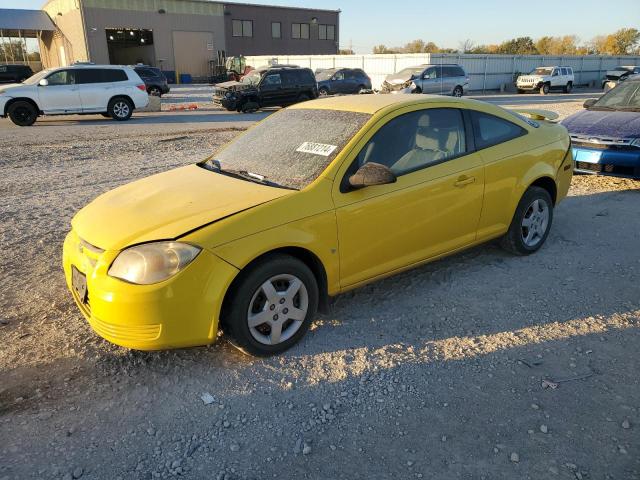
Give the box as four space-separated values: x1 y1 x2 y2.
213 66 318 113
133 65 170 96
0 64 33 84
315 68 372 95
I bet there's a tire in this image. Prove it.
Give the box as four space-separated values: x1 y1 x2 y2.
7 101 37 126
517 89 525 94
357 84 366 94
108 97 133 121
540 83 550 95
318 87 329 96
412 87 422 94
500 186 554 255
223 254 319 356
563 82 572 93
452 85 464 97
148 86 162 97
297 93 310 103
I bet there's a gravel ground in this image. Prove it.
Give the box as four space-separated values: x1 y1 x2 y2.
1 97 639 480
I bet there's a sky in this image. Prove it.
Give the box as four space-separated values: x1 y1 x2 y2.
2 0 639 53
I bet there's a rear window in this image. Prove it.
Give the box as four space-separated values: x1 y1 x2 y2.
444 66 465 77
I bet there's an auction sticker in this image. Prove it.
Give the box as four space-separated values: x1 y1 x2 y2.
296 142 338 157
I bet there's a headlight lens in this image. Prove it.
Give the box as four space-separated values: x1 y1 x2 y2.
108 242 201 285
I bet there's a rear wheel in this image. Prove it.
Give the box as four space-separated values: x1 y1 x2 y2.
148 86 162 97
501 186 553 255
107 97 133 121
7 101 37 126
540 83 550 95
452 85 464 97
563 82 573 93
223 255 319 356
318 87 329 96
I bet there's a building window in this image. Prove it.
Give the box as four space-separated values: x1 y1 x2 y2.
271 22 281 39
291 23 309 40
232 19 253 37
318 24 335 41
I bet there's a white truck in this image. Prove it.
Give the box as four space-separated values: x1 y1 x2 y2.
516 66 574 95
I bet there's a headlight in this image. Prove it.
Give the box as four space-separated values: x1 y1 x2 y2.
108 241 201 285
631 138 640 148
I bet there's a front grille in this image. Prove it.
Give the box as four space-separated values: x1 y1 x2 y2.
90 316 161 343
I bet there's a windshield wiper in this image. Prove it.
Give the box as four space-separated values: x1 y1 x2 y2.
200 159 297 190
588 105 615 111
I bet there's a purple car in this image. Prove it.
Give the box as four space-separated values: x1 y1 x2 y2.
562 75 640 179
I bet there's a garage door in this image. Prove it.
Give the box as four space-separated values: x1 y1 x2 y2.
172 31 214 78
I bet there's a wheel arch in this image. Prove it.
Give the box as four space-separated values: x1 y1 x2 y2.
219 246 330 326
529 175 557 205
108 94 135 110
4 97 41 116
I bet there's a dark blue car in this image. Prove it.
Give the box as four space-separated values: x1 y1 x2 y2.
315 68 372 96
562 76 640 179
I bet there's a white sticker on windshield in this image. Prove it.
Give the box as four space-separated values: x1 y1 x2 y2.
296 142 338 157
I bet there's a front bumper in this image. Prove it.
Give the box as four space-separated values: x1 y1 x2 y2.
572 146 640 179
516 82 542 91
62 230 239 350
0 96 10 116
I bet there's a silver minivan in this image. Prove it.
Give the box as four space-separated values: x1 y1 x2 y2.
381 64 469 97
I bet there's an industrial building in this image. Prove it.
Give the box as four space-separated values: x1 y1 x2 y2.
0 0 340 80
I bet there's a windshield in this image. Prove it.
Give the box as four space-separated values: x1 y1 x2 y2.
394 67 424 78
204 109 371 189
593 81 640 110
241 70 262 85
316 69 337 81
531 68 553 76
22 69 51 85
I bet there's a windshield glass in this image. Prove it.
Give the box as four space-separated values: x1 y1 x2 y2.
316 69 337 81
394 67 424 78
531 68 553 76
241 70 262 85
593 81 640 110
205 109 371 189
22 69 51 85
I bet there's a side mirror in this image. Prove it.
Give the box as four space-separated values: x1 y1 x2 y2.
38 78 48 87
348 162 397 189
583 98 597 109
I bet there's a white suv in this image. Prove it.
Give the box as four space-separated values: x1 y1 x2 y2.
0 64 149 126
516 66 574 95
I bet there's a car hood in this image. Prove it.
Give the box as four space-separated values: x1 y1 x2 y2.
384 72 416 84
213 81 256 93
0 83 24 94
72 164 292 251
562 109 640 139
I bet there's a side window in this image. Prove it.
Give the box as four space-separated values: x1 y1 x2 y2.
77 69 103 84
552 68 559 76
423 67 436 79
333 70 345 81
281 71 299 86
471 110 526 150
263 73 282 86
352 108 467 177
453 66 465 77
102 69 128 82
561 67 568 76
47 70 75 85
344 70 356 80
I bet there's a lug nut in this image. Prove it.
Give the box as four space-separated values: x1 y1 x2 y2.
279 298 285 304
273 314 279 320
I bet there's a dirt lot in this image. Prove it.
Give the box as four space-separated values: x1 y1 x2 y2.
0 96 639 480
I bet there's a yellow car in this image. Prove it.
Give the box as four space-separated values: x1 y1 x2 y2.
63 95 572 355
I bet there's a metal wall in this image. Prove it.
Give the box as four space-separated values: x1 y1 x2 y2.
245 53 640 91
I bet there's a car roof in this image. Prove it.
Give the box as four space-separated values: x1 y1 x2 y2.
290 94 467 114
59 64 131 70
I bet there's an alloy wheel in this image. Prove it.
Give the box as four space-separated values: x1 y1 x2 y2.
247 274 308 346
113 101 130 118
521 199 549 247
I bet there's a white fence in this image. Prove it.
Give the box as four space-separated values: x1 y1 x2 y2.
245 53 640 91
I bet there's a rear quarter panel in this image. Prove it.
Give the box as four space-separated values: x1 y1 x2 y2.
476 122 571 241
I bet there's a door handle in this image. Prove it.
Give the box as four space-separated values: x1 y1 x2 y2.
454 175 475 187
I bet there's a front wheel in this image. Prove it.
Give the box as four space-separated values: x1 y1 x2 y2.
223 255 319 356
540 83 550 95
7 101 37 126
107 97 133 121
318 87 329 96
501 186 553 255
452 85 464 97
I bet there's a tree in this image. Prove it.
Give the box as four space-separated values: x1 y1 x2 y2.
459 39 475 53
604 28 640 54
373 44 398 54
338 48 354 55
497 36 538 54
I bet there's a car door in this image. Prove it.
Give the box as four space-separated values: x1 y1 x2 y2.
551 68 561 88
76 68 105 112
331 70 346 93
332 106 485 287
37 69 82 113
441 66 457 95
420 67 441 94
259 72 285 106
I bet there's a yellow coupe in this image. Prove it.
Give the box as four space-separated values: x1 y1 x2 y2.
63 95 572 355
